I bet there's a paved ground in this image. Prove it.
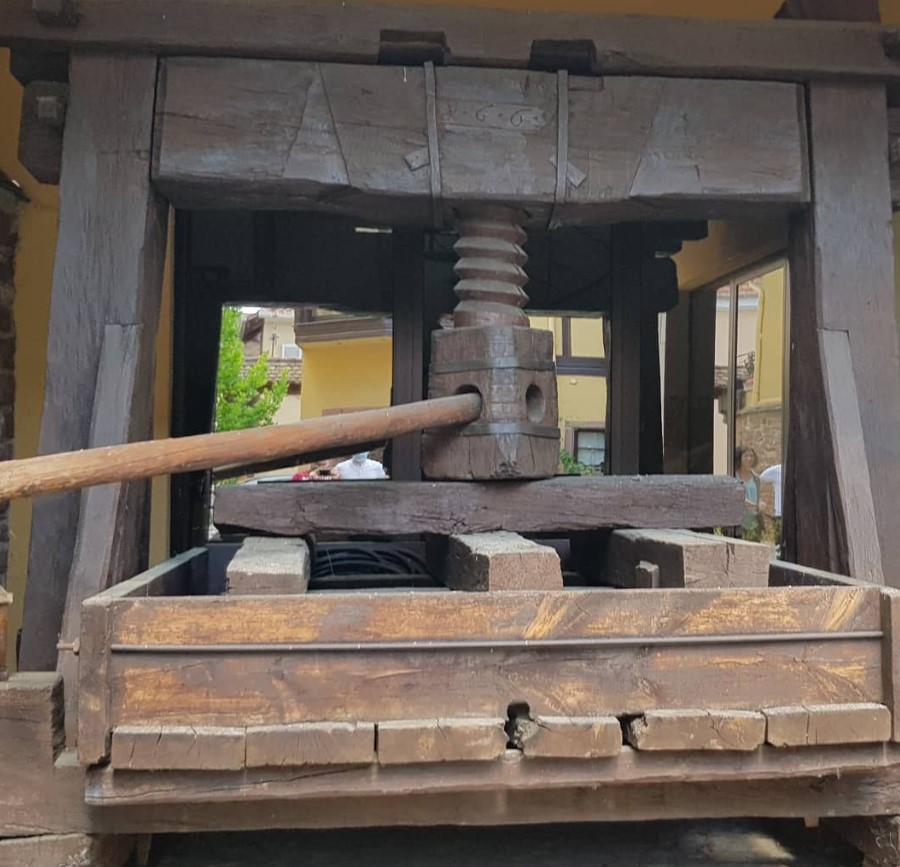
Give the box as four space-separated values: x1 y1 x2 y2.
152 820 863 866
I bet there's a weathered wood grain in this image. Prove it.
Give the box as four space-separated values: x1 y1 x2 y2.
605 530 771 589
0 678 91 838
153 59 808 224
102 638 881 732
225 537 310 595
19 54 167 672
58 324 145 745
0 834 134 867
246 722 375 768
784 82 900 587
765 704 892 747
83 743 900 808
78 600 115 765
377 718 507 765
3 2 899 84
106 586 882 646
110 725 246 771
626 710 766 752
444 532 562 591
519 715 621 759
213 475 745 536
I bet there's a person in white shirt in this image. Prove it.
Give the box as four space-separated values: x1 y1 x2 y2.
759 464 782 518
335 452 387 480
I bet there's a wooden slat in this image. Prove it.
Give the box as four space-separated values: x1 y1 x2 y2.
764 703 891 746
110 725 246 770
784 82 900 587
19 54 167 671
769 559 872 588
2 2 900 83
78 601 114 765
83 742 900 808
626 710 766 751
107 586 882 646
153 60 808 224
519 715 621 759
103 638 882 730
377 718 507 765
246 722 375 768
89 548 206 602
213 475 746 536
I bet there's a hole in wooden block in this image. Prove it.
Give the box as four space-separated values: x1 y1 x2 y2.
525 383 545 423
505 701 533 748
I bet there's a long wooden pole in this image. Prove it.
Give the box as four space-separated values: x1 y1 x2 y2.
0 394 482 501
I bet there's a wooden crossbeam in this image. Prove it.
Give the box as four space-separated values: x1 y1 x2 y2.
2 2 899 84
213 476 745 537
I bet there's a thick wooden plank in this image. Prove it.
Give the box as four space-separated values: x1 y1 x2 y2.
820 329 884 583
519 715 621 759
883 590 900 741
58 324 144 745
246 722 375 768
2 2 899 83
605 530 771 589
19 54 167 671
0 835 134 867
444 532 562 591
78 601 114 765
103 639 882 730
765 704 892 747
110 725 246 771
213 475 745 536
153 60 808 224
225 537 310 595
107 586 882 646
626 710 766 752
390 229 426 481
84 743 900 807
769 559 871 588
784 82 900 587
377 718 507 765
0 678 91 837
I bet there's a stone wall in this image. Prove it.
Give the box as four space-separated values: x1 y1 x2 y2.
735 402 782 471
0 191 17 588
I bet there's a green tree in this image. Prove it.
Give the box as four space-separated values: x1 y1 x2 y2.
215 307 289 432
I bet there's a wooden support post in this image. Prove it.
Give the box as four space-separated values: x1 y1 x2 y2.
169 218 221 554
390 229 426 481
607 224 643 475
19 54 167 671
663 288 716 475
639 288 664 475
784 82 900 585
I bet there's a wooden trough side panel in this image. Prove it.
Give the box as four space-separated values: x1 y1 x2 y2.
102 638 882 729
213 476 745 536
3 2 900 84
106 586 882 646
153 59 808 223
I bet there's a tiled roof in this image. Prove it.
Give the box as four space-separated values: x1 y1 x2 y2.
241 357 302 386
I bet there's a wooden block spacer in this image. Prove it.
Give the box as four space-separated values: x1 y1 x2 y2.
422 205 559 480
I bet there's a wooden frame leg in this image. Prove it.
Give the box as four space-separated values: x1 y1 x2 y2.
784 82 898 584
19 54 167 670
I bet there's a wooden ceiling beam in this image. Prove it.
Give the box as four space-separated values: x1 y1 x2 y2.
1 1 899 84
